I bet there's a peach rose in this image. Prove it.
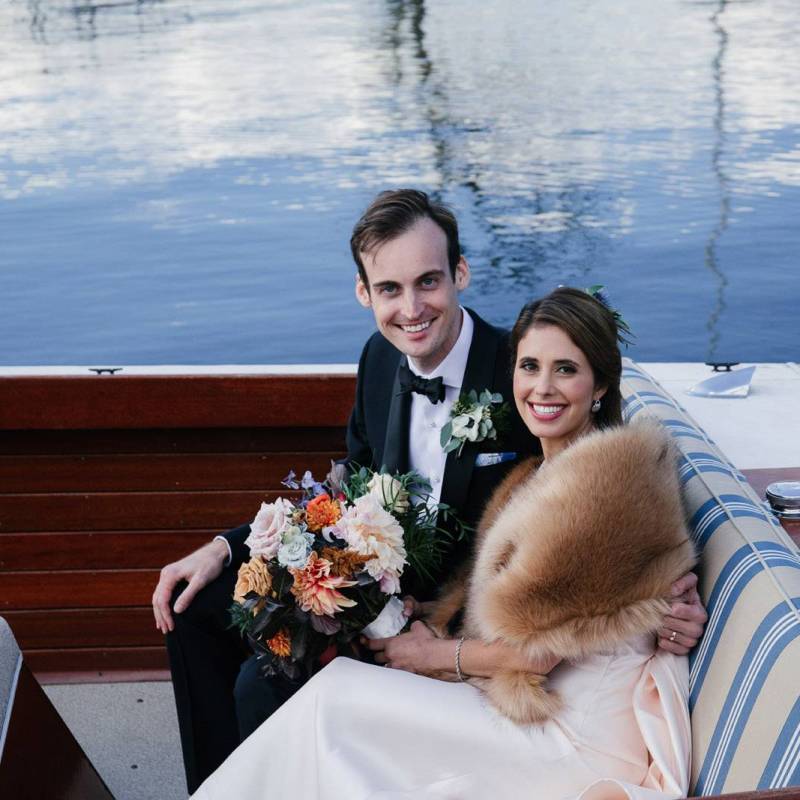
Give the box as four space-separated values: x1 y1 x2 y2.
233 557 273 611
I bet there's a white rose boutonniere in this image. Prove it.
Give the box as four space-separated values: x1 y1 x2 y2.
440 389 510 457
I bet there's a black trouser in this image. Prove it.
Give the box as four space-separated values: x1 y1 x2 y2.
166 566 302 794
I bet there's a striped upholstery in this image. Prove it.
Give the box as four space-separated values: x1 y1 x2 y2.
621 360 800 796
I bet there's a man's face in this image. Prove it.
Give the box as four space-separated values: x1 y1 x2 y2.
356 217 470 373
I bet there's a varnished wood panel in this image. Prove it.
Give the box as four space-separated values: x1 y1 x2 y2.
0 452 339 493
4 607 162 648
0 427 347 455
742 466 800 547
0 374 355 430
0 663 115 800
0 530 217 570
24 646 168 674
0 570 159 610
689 790 800 799
0 490 272 532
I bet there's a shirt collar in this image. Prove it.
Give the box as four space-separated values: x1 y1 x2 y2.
408 307 473 389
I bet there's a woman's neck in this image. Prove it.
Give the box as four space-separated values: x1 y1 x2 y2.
540 419 596 461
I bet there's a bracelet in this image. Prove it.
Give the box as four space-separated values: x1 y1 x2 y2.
454 636 466 682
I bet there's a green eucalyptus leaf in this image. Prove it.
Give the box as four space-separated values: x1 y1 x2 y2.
443 438 461 454
440 421 452 447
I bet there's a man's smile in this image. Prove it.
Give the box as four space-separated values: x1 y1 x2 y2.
398 319 434 334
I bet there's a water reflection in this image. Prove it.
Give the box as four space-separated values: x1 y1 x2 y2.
1 0 798 364
704 0 731 361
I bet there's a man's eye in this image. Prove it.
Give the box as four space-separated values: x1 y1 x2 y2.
379 285 398 295
421 277 437 288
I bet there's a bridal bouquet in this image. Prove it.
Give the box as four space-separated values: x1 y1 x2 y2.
230 464 462 680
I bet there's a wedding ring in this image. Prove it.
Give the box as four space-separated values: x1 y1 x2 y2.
669 630 678 643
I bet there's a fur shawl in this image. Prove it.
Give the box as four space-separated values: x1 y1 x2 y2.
427 420 696 725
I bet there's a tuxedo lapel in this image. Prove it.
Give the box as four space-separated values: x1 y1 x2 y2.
439 312 500 515
381 358 411 473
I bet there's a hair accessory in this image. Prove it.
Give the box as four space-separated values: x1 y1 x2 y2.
583 285 634 346
591 398 601 413
455 636 466 682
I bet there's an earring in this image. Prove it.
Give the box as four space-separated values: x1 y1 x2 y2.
591 398 601 413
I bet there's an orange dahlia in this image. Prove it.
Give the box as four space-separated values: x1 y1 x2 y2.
290 552 357 616
267 628 292 658
305 493 342 532
320 547 369 580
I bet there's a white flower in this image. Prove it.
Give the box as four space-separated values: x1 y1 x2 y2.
367 473 410 514
277 526 314 569
451 412 481 442
245 498 294 559
336 494 406 592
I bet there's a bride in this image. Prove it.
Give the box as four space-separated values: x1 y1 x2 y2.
191 288 695 800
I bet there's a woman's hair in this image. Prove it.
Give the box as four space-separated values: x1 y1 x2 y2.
509 287 623 429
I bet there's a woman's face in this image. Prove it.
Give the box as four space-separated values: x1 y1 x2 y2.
513 323 606 457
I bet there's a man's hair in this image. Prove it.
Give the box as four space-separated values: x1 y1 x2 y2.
509 287 624 429
350 189 461 287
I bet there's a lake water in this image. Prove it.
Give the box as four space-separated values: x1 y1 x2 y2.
1 0 798 366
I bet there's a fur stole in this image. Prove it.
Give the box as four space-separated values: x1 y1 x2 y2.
427 420 696 725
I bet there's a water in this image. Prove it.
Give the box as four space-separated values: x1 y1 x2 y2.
1 0 798 366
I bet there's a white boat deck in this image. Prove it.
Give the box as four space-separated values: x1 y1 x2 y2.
640 362 800 470
40 362 800 800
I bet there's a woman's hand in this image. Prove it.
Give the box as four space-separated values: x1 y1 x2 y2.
401 595 423 620
658 572 708 655
364 621 453 678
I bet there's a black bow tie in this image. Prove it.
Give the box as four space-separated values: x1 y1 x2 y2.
398 361 445 404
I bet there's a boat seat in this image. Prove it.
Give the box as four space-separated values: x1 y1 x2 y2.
621 359 800 797
0 616 115 798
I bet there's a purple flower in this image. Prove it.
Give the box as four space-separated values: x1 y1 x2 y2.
301 470 325 496
281 470 300 490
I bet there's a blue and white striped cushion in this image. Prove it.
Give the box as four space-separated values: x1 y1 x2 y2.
621 359 800 795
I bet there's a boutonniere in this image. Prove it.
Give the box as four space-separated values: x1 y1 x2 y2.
440 389 510 457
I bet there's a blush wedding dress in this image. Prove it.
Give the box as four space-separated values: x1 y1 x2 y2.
191 633 690 800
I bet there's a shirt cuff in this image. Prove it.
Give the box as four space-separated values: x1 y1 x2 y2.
213 535 233 567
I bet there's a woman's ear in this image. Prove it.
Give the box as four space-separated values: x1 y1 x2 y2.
593 385 608 403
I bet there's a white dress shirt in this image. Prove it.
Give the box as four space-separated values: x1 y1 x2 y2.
407 308 473 506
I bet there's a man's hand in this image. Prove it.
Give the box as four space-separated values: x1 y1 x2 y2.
152 539 229 634
657 572 708 655
364 621 447 677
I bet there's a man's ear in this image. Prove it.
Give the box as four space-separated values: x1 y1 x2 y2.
454 256 471 291
355 274 372 308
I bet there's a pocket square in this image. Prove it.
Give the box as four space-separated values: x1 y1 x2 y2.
474 452 517 467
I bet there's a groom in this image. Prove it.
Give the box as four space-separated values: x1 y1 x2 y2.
152 189 707 792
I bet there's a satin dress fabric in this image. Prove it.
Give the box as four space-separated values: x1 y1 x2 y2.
191 633 690 800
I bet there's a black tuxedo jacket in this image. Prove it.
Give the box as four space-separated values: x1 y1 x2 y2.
343 308 539 598
225 308 539 596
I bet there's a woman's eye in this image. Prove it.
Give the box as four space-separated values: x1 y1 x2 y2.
556 365 576 374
